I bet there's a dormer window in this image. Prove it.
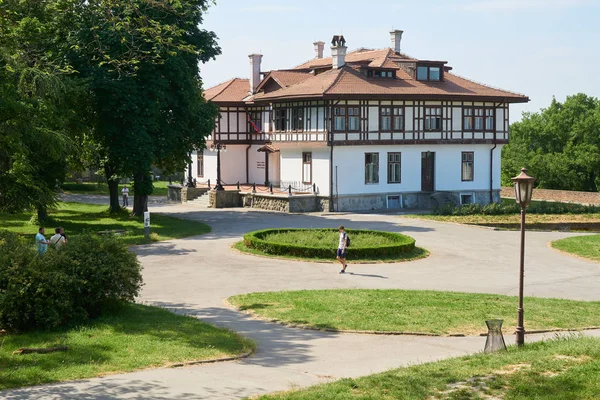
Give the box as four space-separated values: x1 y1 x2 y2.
416 65 442 81
365 69 395 78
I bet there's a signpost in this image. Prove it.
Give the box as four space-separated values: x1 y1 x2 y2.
144 211 150 239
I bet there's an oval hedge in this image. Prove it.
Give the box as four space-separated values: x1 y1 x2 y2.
243 228 416 260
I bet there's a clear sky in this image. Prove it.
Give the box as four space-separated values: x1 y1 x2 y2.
199 0 600 121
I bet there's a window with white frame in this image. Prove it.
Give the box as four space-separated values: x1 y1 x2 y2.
485 109 494 131
424 107 442 131
302 152 312 184
197 153 204 177
387 152 401 183
348 107 360 131
392 107 404 131
462 152 474 181
333 106 346 131
365 153 379 184
380 107 391 131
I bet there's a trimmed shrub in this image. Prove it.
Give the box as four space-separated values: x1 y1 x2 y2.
243 228 416 260
0 231 142 332
432 201 600 216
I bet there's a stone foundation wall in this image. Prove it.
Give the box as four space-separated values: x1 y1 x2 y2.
500 187 600 205
167 185 182 202
239 193 330 213
209 190 242 208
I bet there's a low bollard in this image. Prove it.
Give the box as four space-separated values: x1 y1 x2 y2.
252 182 256 193
484 319 507 353
208 179 211 190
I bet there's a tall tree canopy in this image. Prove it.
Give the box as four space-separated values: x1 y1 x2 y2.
0 0 85 221
65 0 221 214
502 94 600 192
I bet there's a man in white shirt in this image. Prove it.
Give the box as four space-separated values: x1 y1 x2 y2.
50 227 67 249
336 225 348 274
121 184 129 207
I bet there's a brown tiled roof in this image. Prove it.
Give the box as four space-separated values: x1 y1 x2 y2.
204 78 249 103
255 70 313 92
294 48 414 70
254 64 528 102
257 144 280 153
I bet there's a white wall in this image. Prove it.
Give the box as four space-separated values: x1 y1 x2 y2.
192 145 266 186
279 147 330 195
332 144 502 195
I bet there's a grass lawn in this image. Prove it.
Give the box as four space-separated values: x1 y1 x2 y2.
0 303 254 390
228 289 600 335
258 336 600 400
552 235 600 262
61 181 171 196
233 241 429 264
0 202 211 246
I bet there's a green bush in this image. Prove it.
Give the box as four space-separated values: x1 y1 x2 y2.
0 231 142 332
243 228 415 260
433 201 600 216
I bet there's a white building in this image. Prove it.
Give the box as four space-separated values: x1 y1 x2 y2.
190 31 529 211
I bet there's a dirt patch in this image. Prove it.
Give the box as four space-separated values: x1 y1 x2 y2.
501 187 600 205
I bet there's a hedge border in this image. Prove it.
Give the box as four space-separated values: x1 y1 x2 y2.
243 228 416 260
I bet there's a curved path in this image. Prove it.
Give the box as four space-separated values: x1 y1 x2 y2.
4 201 600 399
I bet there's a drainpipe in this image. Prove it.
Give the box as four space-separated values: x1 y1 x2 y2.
246 143 251 184
328 99 341 212
489 101 502 204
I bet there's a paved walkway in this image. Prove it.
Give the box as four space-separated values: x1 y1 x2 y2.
4 200 600 399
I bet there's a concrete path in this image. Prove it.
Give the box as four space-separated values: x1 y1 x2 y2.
4 200 600 399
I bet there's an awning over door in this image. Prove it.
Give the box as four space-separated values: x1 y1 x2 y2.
257 144 280 153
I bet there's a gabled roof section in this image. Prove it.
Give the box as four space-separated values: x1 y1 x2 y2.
255 70 313 93
253 64 529 102
203 78 249 103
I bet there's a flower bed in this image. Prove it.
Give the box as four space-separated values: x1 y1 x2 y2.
242 228 416 260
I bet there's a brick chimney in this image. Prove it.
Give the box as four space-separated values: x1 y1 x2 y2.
390 30 403 53
248 53 263 94
313 41 325 59
330 35 347 69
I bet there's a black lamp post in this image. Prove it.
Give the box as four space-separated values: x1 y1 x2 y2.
511 168 536 347
186 152 194 188
210 143 227 191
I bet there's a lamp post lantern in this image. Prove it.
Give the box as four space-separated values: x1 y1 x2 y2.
210 143 227 191
511 168 536 347
186 152 195 188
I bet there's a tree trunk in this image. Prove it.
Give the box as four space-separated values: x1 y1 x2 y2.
37 205 48 225
105 165 121 213
132 171 151 217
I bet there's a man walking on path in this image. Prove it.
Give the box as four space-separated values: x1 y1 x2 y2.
50 227 67 249
35 227 50 256
337 225 348 274
121 184 129 207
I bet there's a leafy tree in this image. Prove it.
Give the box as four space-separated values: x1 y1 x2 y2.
502 94 600 192
63 0 220 214
0 1 85 222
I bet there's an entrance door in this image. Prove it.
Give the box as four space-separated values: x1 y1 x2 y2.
421 152 435 192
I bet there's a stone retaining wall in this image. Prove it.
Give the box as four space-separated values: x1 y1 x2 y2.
240 193 330 213
209 190 242 208
500 187 600 205
168 185 210 203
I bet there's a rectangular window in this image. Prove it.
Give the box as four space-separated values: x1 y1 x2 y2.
291 107 303 131
333 106 346 131
424 107 442 131
387 152 401 183
463 108 473 131
348 107 360 131
365 153 379 184
417 66 428 81
302 152 312 184
197 153 204 178
380 107 391 131
474 108 484 131
461 193 474 205
392 107 404 131
275 108 287 131
462 152 474 181
429 67 441 81
248 111 262 133
485 109 494 131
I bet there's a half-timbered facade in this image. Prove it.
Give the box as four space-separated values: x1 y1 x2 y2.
191 31 528 211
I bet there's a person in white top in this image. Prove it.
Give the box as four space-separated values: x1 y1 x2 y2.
336 225 348 274
121 185 130 207
50 227 67 249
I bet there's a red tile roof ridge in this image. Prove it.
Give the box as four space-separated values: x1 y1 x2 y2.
323 66 352 95
446 72 528 99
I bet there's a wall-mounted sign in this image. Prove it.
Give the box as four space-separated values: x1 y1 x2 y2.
257 161 266 169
